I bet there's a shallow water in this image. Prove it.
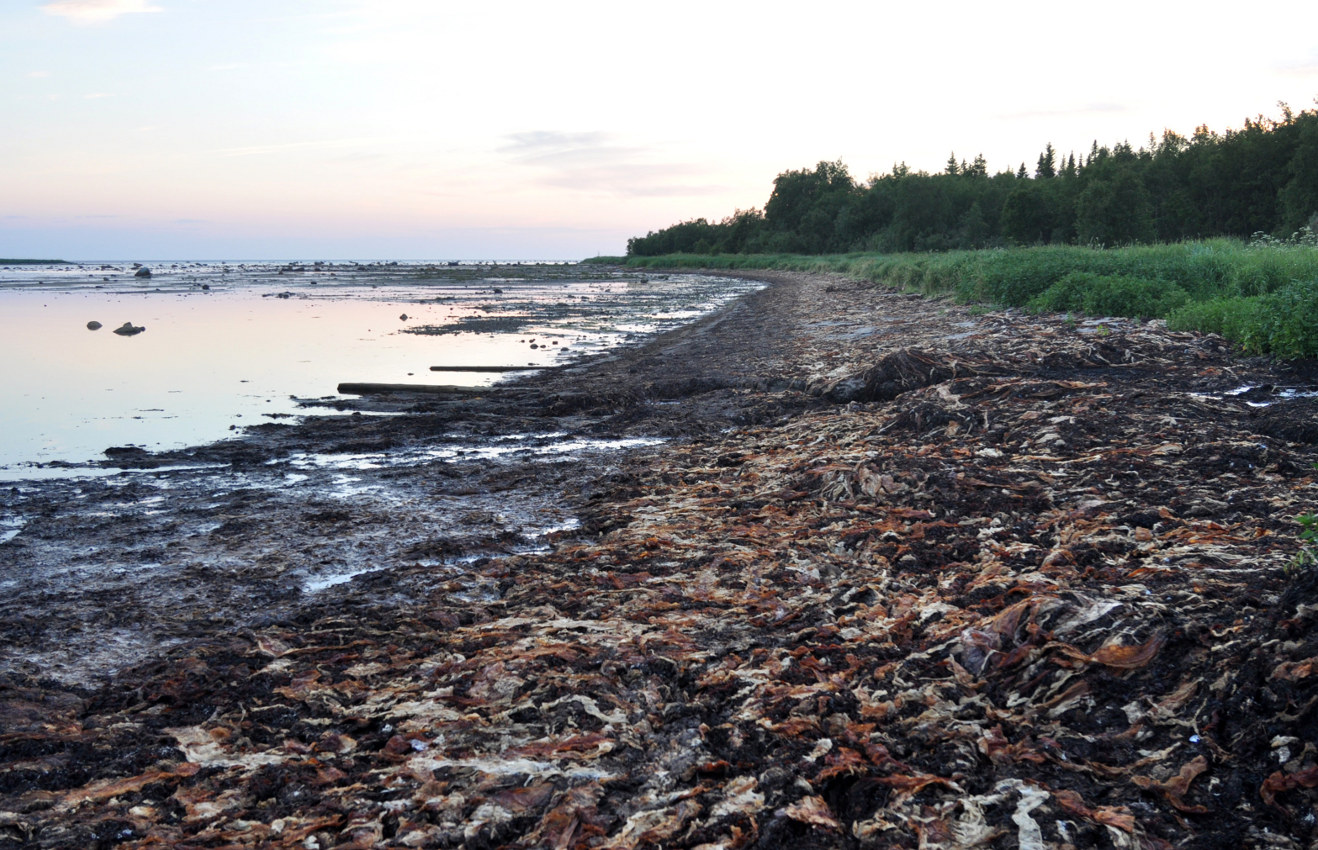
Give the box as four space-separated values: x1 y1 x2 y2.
0 261 758 478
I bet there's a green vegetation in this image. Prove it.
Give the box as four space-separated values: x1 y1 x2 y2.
1028 272 1190 320
620 236 1318 358
622 102 1318 358
1289 509 1318 577
628 103 1318 256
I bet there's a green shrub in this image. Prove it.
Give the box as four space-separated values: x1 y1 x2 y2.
1288 512 1318 577
1028 272 1191 319
1257 278 1318 357
1166 296 1258 339
1167 278 1318 356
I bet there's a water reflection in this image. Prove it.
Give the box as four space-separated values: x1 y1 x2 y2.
0 262 760 476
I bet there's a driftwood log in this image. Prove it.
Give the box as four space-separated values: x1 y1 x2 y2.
336 382 486 395
429 365 554 372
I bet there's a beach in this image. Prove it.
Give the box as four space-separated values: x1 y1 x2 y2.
0 262 758 476
3 270 1318 848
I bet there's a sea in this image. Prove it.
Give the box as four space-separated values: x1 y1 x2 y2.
0 259 761 480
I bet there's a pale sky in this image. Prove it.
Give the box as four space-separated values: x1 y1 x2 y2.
2 0 1315 260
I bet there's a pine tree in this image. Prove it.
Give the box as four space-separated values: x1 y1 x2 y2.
1036 143 1057 178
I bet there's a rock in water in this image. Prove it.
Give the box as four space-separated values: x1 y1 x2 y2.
113 322 145 336
86 321 102 331
134 267 152 278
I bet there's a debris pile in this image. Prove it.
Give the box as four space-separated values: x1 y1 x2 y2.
1 272 1316 848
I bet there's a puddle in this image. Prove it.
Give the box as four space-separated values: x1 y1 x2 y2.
280 435 665 472
304 567 387 594
0 517 24 544
1192 383 1318 408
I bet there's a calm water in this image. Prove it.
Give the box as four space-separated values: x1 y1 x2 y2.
0 261 759 478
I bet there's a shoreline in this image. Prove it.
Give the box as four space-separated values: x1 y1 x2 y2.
0 266 760 475
3 271 1318 847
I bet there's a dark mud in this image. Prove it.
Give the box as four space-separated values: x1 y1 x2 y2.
2 272 1318 848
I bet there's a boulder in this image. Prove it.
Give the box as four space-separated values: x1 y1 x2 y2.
113 322 146 336
134 267 152 278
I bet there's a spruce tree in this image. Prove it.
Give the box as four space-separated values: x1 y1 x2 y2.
1036 143 1057 178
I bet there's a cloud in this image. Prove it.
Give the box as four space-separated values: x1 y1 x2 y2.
1276 52 1318 79
41 0 162 25
501 131 725 198
501 132 632 163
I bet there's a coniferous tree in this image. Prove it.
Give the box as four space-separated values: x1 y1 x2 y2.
1036 143 1057 178
627 103 1318 256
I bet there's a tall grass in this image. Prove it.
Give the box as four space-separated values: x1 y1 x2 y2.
623 239 1318 358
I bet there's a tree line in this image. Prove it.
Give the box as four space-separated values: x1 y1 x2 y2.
626 102 1318 256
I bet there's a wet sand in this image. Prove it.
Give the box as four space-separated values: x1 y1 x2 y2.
3 271 1318 848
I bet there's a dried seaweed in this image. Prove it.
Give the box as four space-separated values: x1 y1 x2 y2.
2 272 1316 849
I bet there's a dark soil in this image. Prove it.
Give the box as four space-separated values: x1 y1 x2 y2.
2 271 1317 849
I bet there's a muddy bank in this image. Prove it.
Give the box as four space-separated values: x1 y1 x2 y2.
2 272 1318 848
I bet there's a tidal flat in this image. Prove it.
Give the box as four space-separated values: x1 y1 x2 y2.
0 260 759 477
0 262 764 684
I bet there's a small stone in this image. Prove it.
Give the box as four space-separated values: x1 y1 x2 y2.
86 321 102 331
399 313 408 321
113 322 146 336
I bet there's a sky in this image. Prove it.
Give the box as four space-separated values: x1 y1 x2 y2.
2 0 1316 261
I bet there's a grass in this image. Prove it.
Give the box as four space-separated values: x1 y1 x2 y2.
622 239 1318 359
1290 512 1318 577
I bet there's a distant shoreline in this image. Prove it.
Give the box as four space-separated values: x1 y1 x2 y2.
0 258 69 264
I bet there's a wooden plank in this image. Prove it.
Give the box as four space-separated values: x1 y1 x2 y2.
337 382 487 395
428 365 553 372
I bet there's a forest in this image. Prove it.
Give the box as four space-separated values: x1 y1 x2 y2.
626 103 1318 256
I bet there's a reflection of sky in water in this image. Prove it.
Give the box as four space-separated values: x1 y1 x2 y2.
280 435 666 472
0 266 758 475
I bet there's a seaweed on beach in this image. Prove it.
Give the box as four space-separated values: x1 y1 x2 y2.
1 271 1316 849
